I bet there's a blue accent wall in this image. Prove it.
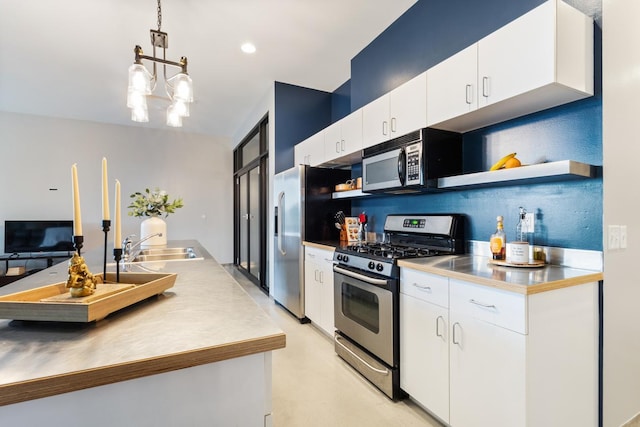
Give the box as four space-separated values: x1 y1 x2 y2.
351 0 546 110
331 80 351 122
348 0 603 250
274 82 332 174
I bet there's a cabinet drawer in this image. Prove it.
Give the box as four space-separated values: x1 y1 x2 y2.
400 269 449 308
305 246 334 262
450 279 527 334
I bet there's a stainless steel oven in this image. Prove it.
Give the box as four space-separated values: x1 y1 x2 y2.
333 214 465 401
333 264 399 399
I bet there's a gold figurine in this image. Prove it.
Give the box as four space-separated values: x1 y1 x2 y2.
66 252 100 297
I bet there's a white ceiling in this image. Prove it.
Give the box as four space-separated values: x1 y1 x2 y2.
0 0 417 142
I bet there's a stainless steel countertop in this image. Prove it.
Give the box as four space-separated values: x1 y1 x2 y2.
399 255 603 295
0 240 285 406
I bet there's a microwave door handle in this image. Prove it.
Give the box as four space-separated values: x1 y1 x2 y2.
397 148 406 186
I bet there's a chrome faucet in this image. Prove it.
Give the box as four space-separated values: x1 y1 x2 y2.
122 233 163 262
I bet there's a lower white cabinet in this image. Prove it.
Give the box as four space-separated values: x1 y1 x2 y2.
304 246 335 335
400 268 598 427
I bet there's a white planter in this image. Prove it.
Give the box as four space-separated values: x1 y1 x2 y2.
140 216 167 247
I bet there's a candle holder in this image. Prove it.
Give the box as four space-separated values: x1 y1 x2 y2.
113 248 123 283
73 235 84 256
102 220 111 280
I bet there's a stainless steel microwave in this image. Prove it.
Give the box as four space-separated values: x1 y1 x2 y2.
362 128 463 194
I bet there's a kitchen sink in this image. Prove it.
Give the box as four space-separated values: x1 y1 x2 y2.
130 247 202 263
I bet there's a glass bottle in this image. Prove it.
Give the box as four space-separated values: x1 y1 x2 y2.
490 215 506 260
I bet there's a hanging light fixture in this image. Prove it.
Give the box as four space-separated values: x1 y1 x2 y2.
127 0 193 127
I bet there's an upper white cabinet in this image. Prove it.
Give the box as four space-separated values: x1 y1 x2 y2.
363 72 427 148
427 0 593 132
294 132 325 166
323 109 363 166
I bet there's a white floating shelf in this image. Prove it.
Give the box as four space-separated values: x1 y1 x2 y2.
331 189 372 199
438 160 597 190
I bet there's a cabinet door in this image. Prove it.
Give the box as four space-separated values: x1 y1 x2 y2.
304 255 321 323
306 132 326 166
340 109 363 155
400 294 450 423
427 44 478 127
477 1 555 108
319 256 335 334
323 122 342 161
449 312 526 427
389 72 427 138
362 94 390 148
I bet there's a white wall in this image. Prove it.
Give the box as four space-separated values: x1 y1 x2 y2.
602 1 640 425
0 112 234 264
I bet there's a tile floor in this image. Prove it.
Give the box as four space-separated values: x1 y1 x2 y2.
224 266 443 427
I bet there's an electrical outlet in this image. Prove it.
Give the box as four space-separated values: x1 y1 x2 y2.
608 225 621 250
525 212 535 233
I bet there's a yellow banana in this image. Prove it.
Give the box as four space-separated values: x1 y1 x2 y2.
490 152 517 171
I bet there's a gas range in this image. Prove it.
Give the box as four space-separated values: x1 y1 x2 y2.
333 214 465 279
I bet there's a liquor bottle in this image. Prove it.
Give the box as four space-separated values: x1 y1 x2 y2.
490 215 506 260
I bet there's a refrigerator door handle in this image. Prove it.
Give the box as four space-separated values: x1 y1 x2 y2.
277 191 286 255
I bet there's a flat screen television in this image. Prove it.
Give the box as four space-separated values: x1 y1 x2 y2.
4 220 74 254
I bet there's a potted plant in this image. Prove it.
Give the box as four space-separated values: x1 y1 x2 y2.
128 188 184 247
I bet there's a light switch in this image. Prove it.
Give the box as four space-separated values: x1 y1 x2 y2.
608 225 620 250
620 225 628 249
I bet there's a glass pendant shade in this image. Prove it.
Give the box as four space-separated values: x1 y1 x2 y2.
131 104 149 122
171 99 190 117
128 63 152 95
169 73 193 102
127 89 147 109
166 103 183 127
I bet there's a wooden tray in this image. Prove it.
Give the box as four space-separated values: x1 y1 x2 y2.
488 259 545 268
0 272 177 322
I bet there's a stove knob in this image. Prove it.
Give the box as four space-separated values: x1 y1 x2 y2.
368 261 375 270
376 263 384 272
343 255 349 263
337 254 343 261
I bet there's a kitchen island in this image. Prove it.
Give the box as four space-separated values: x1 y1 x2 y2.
0 240 285 426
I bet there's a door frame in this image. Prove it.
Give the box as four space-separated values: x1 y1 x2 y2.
233 114 269 292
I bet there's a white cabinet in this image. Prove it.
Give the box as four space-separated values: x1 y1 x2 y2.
399 268 598 426
427 0 593 132
449 280 527 427
323 109 363 166
400 270 450 423
363 72 427 148
294 132 325 166
304 246 335 335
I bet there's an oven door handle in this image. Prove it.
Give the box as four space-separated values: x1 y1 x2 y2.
333 265 388 286
334 335 389 375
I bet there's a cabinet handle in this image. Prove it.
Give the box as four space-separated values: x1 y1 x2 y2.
319 271 324 284
482 76 490 98
465 84 473 104
341 139 345 152
469 299 497 310
335 141 340 154
382 121 388 136
412 283 431 292
436 315 444 338
390 117 397 133
452 322 461 345
314 269 319 282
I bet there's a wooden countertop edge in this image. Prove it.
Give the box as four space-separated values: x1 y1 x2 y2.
0 332 286 407
398 261 604 295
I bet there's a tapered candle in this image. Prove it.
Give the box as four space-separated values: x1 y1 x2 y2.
114 180 122 249
71 163 82 236
102 158 110 221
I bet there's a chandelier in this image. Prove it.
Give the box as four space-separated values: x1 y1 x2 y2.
127 0 193 127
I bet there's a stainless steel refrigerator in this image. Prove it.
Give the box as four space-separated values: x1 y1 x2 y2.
273 165 350 321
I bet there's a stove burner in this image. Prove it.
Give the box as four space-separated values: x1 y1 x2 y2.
344 243 439 260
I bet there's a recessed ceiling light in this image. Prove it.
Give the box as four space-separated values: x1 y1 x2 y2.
241 42 256 54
